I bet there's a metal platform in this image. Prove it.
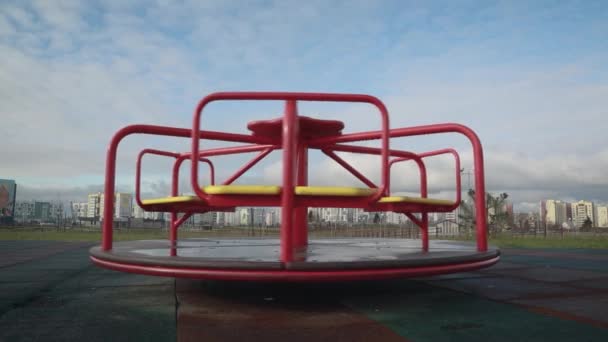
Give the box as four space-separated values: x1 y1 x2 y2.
90 238 500 281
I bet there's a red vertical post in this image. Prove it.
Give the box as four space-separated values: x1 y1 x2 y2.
280 100 298 262
472 141 488 252
170 157 181 252
170 212 178 256
102 134 120 251
421 213 429 252
102 182 114 250
293 143 308 248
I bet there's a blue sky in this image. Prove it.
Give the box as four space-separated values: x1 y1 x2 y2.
1 0 607 211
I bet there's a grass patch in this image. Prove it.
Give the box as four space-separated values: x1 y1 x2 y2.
1 227 608 249
488 234 608 249
0 227 267 242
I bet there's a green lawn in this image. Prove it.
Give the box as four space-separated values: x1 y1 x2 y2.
487 234 608 249
1 227 608 249
0 227 259 242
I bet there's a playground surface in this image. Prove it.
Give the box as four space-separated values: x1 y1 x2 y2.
1 240 608 341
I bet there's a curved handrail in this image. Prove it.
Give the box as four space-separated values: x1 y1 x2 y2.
102 124 283 251
172 154 215 196
191 92 391 203
135 149 180 208
134 148 215 206
389 148 461 211
309 123 487 252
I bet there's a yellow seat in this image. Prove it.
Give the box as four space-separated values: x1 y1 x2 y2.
295 186 376 196
379 196 455 206
203 185 281 195
141 189 453 207
141 195 202 205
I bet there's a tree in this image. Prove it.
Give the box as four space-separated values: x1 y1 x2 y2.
487 192 510 235
458 190 477 235
458 190 510 237
582 216 593 230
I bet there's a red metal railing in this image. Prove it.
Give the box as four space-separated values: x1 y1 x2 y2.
190 92 391 262
102 94 487 262
311 123 488 252
135 148 215 208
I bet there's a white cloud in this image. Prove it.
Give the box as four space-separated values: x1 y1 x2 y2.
1 1 607 212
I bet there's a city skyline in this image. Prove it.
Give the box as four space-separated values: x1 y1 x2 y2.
14 189 608 220
10 181 608 213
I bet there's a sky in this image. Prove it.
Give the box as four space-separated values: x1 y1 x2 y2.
1 0 607 212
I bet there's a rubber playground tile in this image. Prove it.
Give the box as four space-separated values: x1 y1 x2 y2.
58 284 176 307
565 277 608 290
0 282 46 313
0 305 175 342
478 260 532 270
0 241 92 263
425 276 587 301
0 256 46 268
0 268 87 284
0 284 176 342
0 241 177 342
0 249 92 274
59 267 174 290
513 293 608 325
176 279 406 342
413 271 494 282
499 254 608 273
344 284 608 342
483 266 607 283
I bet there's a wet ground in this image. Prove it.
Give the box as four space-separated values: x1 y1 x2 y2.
1 240 607 341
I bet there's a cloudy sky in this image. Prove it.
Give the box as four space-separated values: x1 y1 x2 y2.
1 0 607 211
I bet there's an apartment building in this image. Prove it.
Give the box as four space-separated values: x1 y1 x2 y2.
544 200 568 227
597 206 608 228
88 192 133 220
571 200 595 228
71 202 88 218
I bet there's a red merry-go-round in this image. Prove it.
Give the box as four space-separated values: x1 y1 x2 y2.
90 92 499 281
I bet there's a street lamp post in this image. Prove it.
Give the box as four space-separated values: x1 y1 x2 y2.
460 168 473 191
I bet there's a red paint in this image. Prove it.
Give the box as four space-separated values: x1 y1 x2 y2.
293 143 308 248
248 116 344 139
280 100 298 262
90 255 500 282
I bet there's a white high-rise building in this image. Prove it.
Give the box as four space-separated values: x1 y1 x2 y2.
88 192 133 220
114 193 133 219
71 202 88 218
237 208 250 226
223 211 238 226
445 208 459 223
132 204 145 219
15 201 34 222
597 206 608 228
264 209 280 226
544 200 568 227
215 211 226 226
571 200 595 228
87 193 102 218
385 211 407 225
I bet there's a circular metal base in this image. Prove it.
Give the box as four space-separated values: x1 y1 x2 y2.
90 238 500 282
